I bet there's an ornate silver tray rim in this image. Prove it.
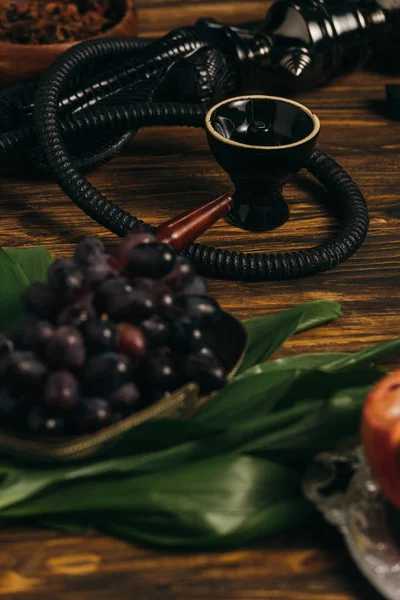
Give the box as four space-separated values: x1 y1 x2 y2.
303 447 400 600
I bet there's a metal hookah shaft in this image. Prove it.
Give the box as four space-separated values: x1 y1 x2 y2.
238 0 400 91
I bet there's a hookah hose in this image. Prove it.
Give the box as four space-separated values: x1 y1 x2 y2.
0 31 369 281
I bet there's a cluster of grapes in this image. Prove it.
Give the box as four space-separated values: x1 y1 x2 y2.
0 229 226 436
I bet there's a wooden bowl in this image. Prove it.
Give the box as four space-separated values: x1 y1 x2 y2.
0 0 138 88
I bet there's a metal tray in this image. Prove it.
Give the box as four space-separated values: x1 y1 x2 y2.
304 448 400 600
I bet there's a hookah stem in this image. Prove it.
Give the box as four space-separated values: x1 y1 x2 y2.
32 35 369 281
0 14 370 280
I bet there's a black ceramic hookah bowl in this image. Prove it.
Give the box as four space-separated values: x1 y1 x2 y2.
206 95 320 231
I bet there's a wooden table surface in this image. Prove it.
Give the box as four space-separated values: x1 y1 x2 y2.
0 1 398 598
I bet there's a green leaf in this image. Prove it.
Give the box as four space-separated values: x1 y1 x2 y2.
0 249 29 332
232 353 348 383
195 369 299 424
242 384 373 461
0 247 53 332
1 454 315 549
321 337 400 373
257 353 349 373
3 247 53 285
195 352 366 425
239 301 342 374
101 495 315 549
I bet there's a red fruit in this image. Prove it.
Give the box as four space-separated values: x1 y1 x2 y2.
116 323 147 361
362 370 400 510
116 231 156 270
108 255 120 271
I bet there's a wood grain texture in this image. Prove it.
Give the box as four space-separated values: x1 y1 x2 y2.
0 0 398 597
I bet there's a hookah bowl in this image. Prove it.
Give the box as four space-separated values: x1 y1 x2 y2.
205 95 320 231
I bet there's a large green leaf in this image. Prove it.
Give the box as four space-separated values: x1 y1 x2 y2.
0 247 53 332
3 247 53 286
239 301 342 374
1 454 315 548
101 496 315 548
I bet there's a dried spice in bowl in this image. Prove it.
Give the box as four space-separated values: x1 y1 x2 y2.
0 0 121 44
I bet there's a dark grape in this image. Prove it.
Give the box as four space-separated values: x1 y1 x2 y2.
176 295 221 326
22 282 60 319
108 382 140 414
0 334 13 356
140 315 170 348
107 255 120 271
26 406 65 436
82 352 133 396
43 371 80 414
94 278 156 321
116 230 156 269
179 276 207 297
181 354 226 394
47 258 75 286
7 352 48 396
195 347 217 361
75 398 113 433
11 316 54 355
82 258 118 288
57 295 95 328
47 326 86 369
74 237 105 265
124 243 176 279
133 278 169 298
162 256 194 291
170 317 203 353
133 280 175 318
0 386 22 427
83 319 116 355
145 349 177 391
158 291 175 319
116 323 147 361
47 259 86 300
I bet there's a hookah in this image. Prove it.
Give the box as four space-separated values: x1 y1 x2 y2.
1 0 399 281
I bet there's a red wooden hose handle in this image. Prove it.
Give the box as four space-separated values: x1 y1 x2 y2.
156 193 233 250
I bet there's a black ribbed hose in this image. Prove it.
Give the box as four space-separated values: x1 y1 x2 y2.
30 36 368 281
0 35 172 172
